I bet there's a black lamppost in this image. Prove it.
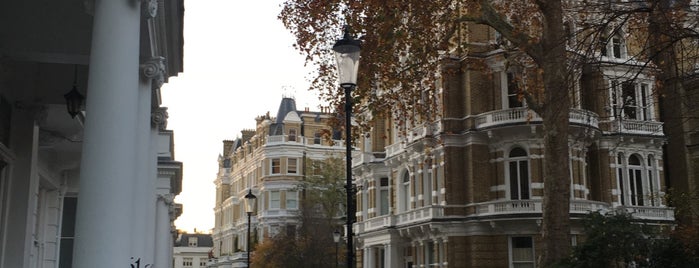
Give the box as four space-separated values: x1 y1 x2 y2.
333 230 341 268
244 189 257 268
332 26 361 268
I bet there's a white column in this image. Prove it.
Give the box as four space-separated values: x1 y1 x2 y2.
2 109 39 268
131 57 163 266
363 247 373 268
386 242 401 268
155 194 173 268
72 0 141 267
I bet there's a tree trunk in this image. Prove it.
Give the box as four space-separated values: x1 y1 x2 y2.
536 0 572 266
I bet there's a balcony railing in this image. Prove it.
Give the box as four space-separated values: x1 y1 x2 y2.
265 135 345 148
469 199 674 221
623 206 675 220
385 142 406 158
353 200 674 235
602 119 664 136
395 205 445 226
475 108 599 129
383 122 441 159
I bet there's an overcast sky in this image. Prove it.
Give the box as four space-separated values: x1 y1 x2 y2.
161 1 324 233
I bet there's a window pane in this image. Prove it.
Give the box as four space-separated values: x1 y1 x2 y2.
380 189 389 215
618 168 625 205
622 82 637 119
286 191 298 209
288 158 297 174
510 147 527 158
511 237 534 267
520 161 530 200
613 37 622 58
635 171 644 206
272 159 280 174
271 191 280 209
288 129 297 141
507 73 523 108
510 162 519 200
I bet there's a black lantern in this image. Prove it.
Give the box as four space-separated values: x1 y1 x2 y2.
64 86 84 119
64 66 84 118
333 27 361 88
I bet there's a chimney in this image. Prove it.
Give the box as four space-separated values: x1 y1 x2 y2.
241 129 256 143
222 140 234 155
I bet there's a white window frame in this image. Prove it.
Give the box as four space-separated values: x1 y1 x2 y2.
270 191 281 209
507 147 531 200
271 158 281 174
509 236 535 268
288 128 297 142
287 158 297 174
602 32 627 59
501 72 525 109
614 152 661 207
378 178 389 215
608 80 654 121
286 190 298 209
400 171 411 212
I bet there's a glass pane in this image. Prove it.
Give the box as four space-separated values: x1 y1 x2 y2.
510 162 519 200
520 161 530 200
510 148 527 157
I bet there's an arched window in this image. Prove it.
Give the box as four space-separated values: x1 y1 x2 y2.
508 147 530 200
628 154 644 206
602 31 626 59
615 153 661 207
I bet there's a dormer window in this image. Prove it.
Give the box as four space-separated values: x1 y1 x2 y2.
601 32 626 59
288 128 297 142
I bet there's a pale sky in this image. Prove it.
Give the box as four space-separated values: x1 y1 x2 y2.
161 1 324 233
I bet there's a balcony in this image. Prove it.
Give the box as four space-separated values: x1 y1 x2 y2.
474 108 599 130
468 199 674 221
264 135 345 148
395 205 445 226
355 206 446 233
384 122 441 158
601 119 664 136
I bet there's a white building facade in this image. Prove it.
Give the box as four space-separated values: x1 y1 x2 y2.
174 233 213 268
0 1 184 267
210 98 346 267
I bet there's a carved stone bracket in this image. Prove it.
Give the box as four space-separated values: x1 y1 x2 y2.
157 193 174 205
140 56 166 89
151 106 168 131
142 0 158 18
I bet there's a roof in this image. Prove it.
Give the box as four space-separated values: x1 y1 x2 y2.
174 233 214 247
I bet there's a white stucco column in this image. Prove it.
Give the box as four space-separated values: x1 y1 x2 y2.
363 247 373 268
386 242 402 268
72 0 141 267
155 194 173 267
130 57 164 266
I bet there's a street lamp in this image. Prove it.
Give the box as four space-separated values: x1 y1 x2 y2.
244 189 257 268
332 26 361 268
333 230 341 268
